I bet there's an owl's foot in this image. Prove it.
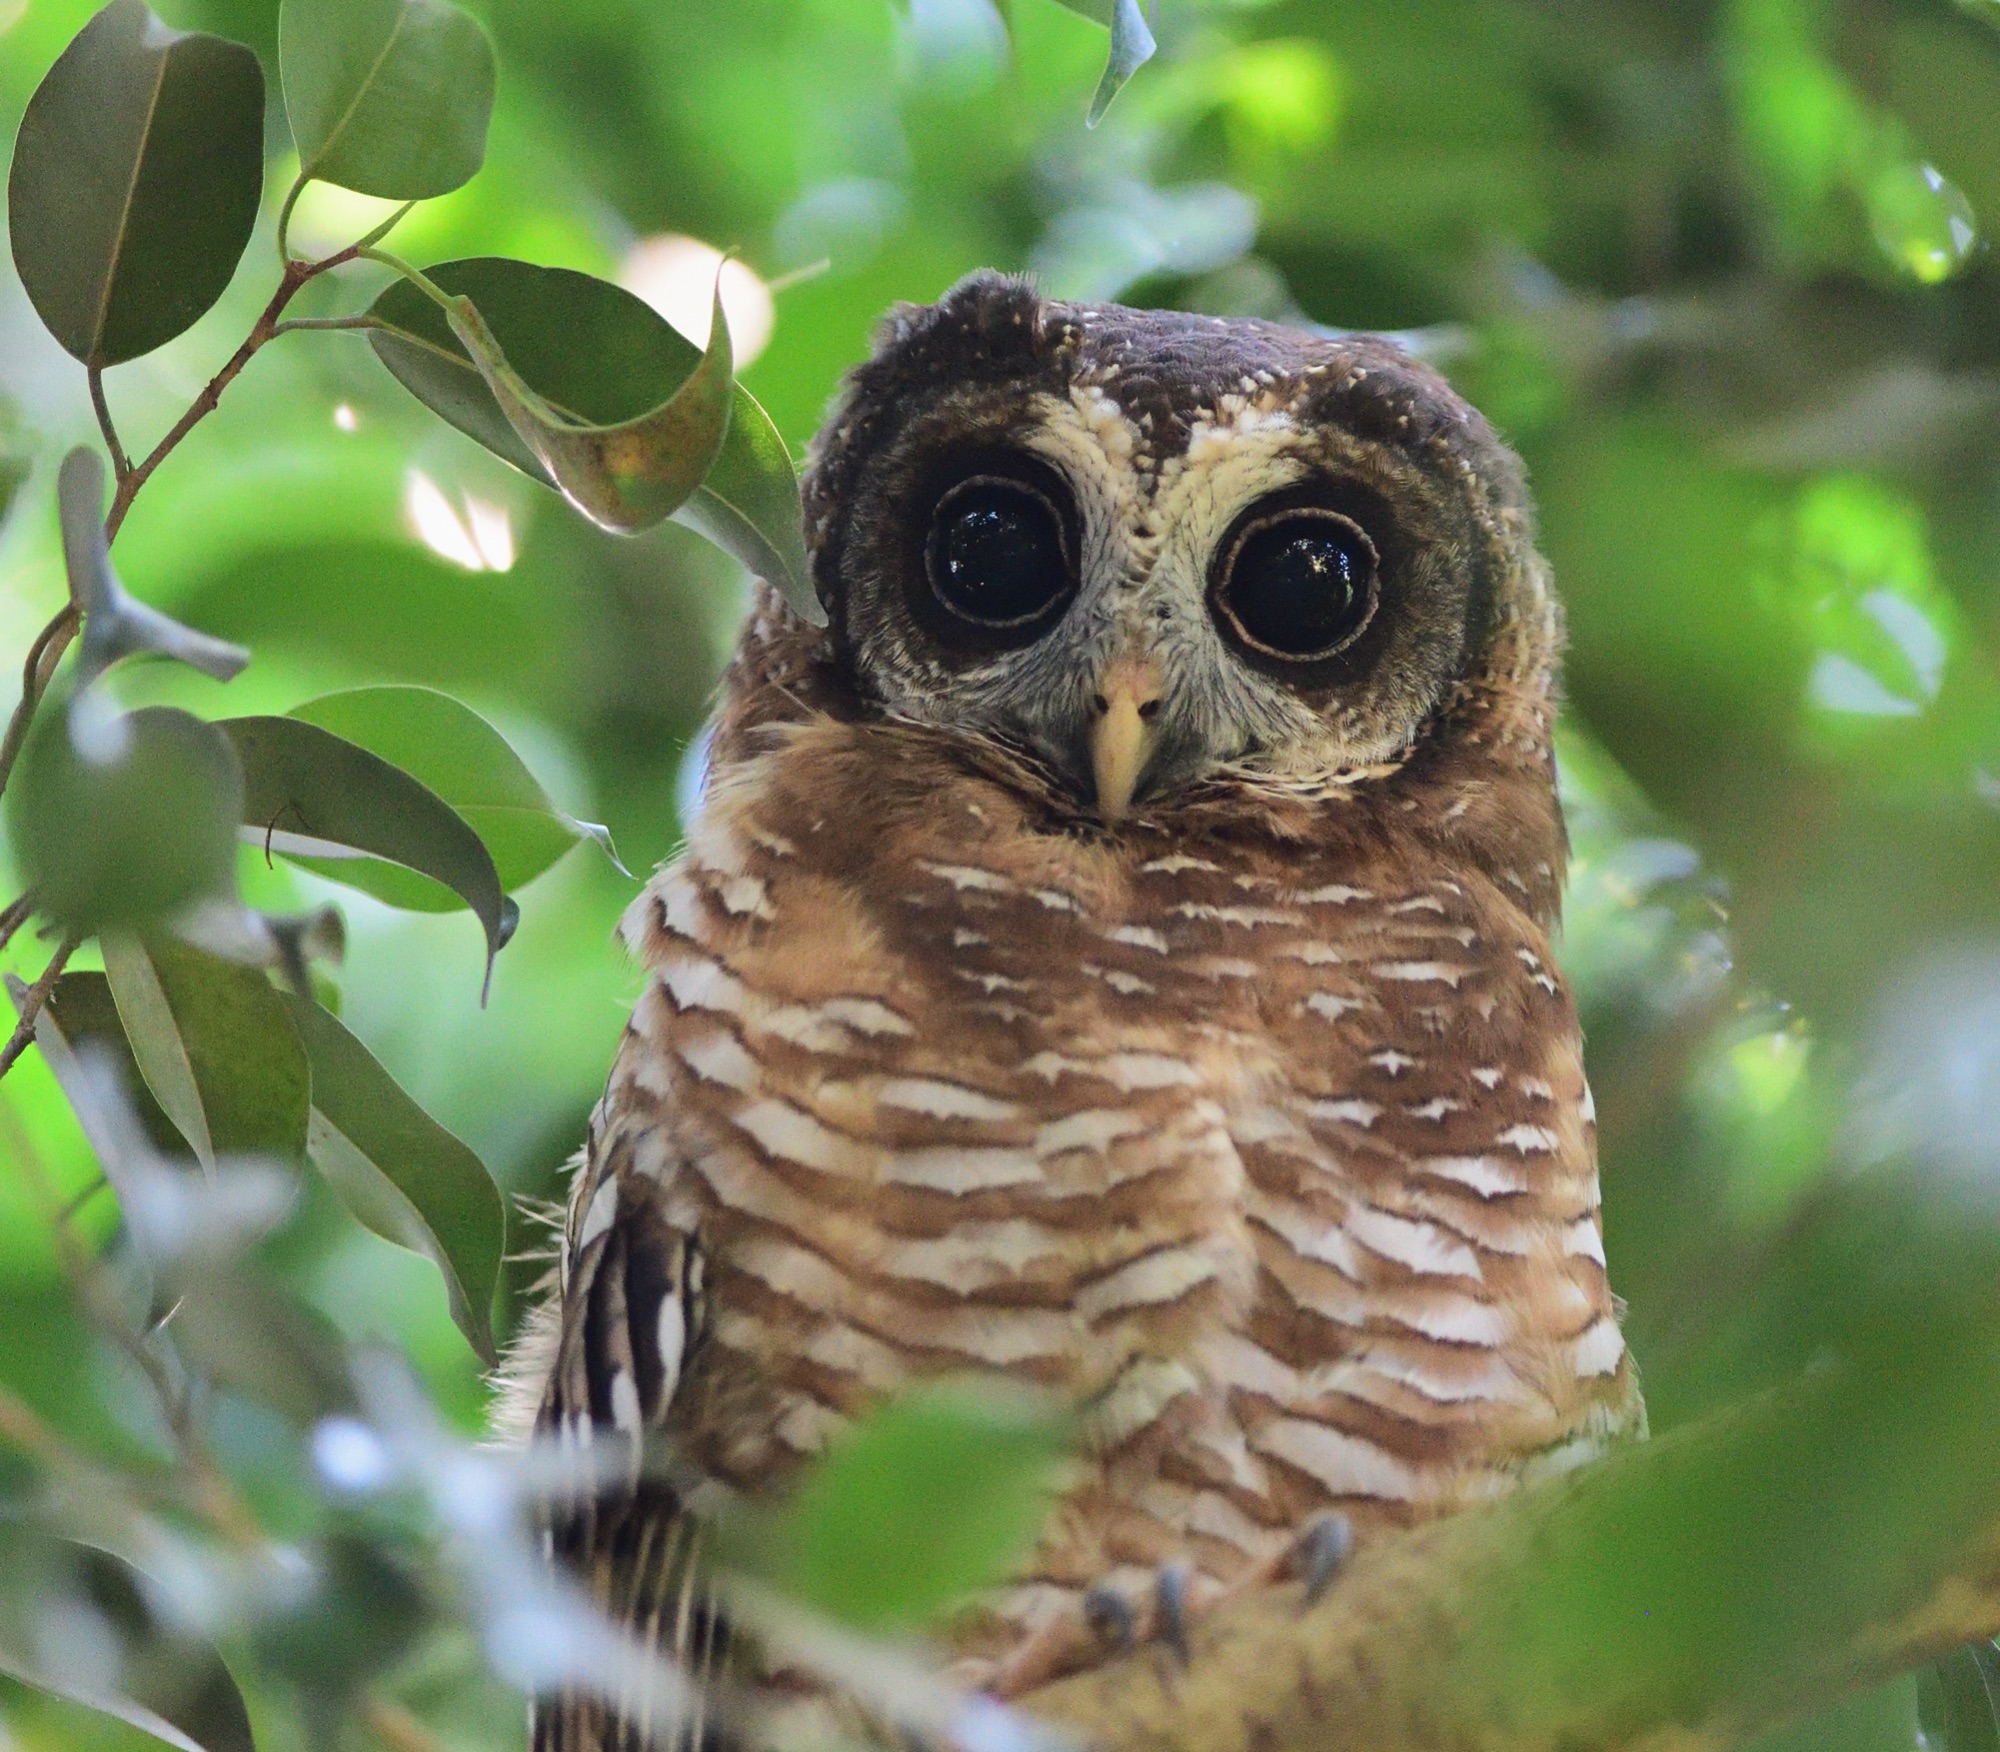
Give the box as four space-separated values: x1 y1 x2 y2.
981 1563 1195 1700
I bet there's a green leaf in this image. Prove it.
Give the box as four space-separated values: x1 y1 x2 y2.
0 1530 257 1752
1922 1644 2000 1752
444 277 734 534
100 933 311 1169
42 971 187 1155
61 448 250 688
280 0 496 199
1049 0 1156 125
287 685 622 902
365 257 820 623
766 1382 1068 1632
286 992 502 1363
218 713 514 987
7 0 264 366
8 704 243 936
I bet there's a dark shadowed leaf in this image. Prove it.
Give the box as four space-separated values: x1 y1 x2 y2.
42 972 187 1155
764 1382 1068 1632
443 279 733 534
8 704 242 936
286 992 503 1363
1049 0 1155 125
280 0 496 199
100 934 310 1169
1923 1643 2000 1752
287 685 621 905
218 713 513 986
172 1270 357 1423
60 449 250 688
365 257 820 622
0 1529 256 1752
8 0 264 365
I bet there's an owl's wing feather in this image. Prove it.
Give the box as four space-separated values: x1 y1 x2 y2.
534 1140 729 1752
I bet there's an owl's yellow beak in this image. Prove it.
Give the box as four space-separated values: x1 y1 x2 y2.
1088 655 1164 822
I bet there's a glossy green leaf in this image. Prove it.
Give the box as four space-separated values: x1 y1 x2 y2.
1866 161 1979 286
1049 0 1156 125
61 448 250 689
768 1383 1067 1632
8 704 243 936
286 993 502 1363
365 258 820 623
280 0 496 199
100 933 311 1168
443 277 734 535
0 1530 256 1752
218 713 513 986
285 685 621 909
1922 1643 2000 1752
7 0 264 366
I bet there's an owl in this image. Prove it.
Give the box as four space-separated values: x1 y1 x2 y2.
513 270 1645 1750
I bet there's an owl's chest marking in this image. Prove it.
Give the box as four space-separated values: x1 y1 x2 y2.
588 722 1636 1612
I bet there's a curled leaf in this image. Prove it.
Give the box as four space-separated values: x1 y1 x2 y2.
364 257 820 622
443 277 734 535
60 448 249 688
1049 0 1156 126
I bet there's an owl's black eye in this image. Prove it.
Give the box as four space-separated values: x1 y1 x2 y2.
926 477 1072 631
1212 508 1380 662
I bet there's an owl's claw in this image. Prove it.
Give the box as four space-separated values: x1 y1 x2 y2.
1081 1583 1136 1655
1293 1512 1355 1606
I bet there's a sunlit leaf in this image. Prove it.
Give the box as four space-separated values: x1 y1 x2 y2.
443 278 734 536
280 0 496 200
60 449 250 689
286 685 622 907
100 934 311 1168
0 1530 256 1752
365 257 821 623
218 713 514 986
1049 0 1156 125
286 993 503 1364
7 0 263 366
8 704 242 936
762 1382 1068 1632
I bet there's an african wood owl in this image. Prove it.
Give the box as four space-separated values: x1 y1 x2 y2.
516 270 1645 1748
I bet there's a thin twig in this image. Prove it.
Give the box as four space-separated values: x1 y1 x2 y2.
0 933 77 1080
0 893 33 956
0 602 79 799
87 365 131 479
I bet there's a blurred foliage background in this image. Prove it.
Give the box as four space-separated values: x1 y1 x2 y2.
5 0 2000 1746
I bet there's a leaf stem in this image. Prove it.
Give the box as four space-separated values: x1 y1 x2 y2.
359 245 459 314
87 366 131 480
275 170 307 265
273 313 389 335
0 932 79 1081
0 603 80 801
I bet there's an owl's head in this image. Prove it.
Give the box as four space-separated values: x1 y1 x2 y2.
796 272 1556 823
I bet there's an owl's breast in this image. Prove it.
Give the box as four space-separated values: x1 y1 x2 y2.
597 720 1637 1603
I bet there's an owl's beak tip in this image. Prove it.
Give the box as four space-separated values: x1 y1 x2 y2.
1088 656 1164 822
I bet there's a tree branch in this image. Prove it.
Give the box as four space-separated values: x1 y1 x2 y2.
1026 1346 2000 1752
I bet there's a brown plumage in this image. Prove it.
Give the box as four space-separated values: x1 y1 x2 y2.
516 272 1644 1749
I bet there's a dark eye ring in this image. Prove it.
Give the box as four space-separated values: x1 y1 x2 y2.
1211 506 1380 663
924 474 1074 632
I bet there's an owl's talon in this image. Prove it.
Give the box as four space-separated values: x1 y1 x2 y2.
1082 1583 1137 1654
1295 1512 1355 1606
1153 1561 1191 1666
